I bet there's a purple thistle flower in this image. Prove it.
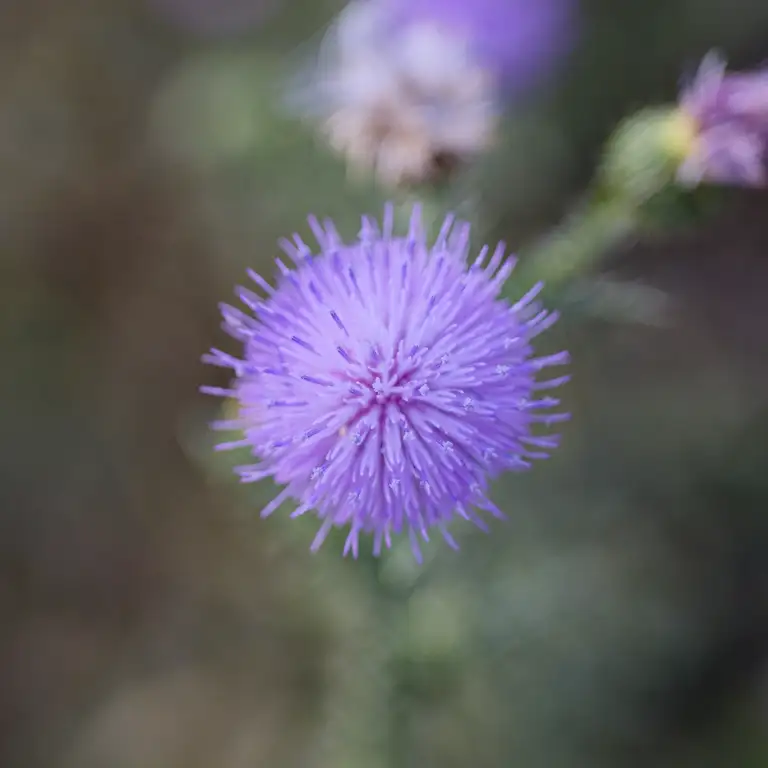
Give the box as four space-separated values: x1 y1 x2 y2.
678 52 768 187
202 205 569 561
290 0 576 186
384 0 576 95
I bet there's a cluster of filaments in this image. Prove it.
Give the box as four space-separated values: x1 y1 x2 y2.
203 207 568 560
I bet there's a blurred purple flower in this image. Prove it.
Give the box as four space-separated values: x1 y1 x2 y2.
385 0 576 95
292 0 576 185
202 205 569 561
678 52 768 187
150 0 276 37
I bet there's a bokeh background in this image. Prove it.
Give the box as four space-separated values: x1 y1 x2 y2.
2 1 768 766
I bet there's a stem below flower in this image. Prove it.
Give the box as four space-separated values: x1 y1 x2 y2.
516 196 638 293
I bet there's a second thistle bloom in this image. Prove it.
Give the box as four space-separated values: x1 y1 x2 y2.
597 53 768 204
203 206 569 561
291 0 575 186
677 53 768 187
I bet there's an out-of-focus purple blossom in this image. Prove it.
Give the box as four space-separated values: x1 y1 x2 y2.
202 205 569 561
150 0 276 37
291 0 577 186
384 0 576 95
678 52 768 187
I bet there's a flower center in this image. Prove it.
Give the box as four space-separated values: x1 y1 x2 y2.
332 347 425 434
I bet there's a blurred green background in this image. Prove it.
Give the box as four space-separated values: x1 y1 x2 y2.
2 1 768 766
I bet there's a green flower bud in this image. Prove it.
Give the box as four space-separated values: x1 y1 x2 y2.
598 106 698 205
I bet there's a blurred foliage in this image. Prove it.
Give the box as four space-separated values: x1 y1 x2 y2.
1 1 768 767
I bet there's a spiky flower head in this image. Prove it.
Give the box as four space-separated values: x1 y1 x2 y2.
290 0 576 186
202 205 569 561
677 52 768 187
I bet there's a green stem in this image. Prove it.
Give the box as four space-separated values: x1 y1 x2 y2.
374 549 432 768
383 591 410 768
505 191 678 326
515 195 639 295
